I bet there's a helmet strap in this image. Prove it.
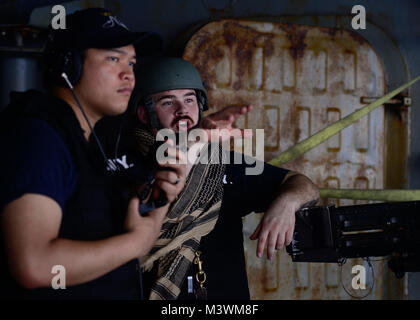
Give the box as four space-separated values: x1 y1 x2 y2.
144 96 162 130
196 90 206 120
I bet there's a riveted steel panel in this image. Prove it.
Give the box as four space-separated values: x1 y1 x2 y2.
183 19 395 299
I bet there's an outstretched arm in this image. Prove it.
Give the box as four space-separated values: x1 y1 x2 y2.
199 105 253 141
249 171 320 260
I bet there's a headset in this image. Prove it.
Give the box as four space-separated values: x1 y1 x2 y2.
44 29 84 87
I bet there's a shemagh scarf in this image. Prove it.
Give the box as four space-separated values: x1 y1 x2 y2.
134 126 226 300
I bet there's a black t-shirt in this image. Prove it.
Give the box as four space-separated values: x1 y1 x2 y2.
0 91 141 300
0 118 77 212
142 154 289 300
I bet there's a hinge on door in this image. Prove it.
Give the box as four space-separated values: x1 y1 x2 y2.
360 93 411 107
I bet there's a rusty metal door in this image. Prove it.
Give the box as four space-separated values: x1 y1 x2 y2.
183 19 397 299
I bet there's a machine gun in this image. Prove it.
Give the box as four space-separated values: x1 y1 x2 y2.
286 201 420 279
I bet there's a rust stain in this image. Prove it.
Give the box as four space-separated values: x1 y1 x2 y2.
264 39 275 57
186 20 277 94
223 21 273 86
279 23 308 60
195 31 212 50
327 27 339 38
319 25 366 47
318 26 343 39
348 29 367 45
386 105 409 189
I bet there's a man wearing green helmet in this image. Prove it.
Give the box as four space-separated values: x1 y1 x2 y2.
129 57 320 300
136 57 209 130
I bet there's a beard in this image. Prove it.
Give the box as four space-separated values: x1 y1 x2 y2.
171 115 195 130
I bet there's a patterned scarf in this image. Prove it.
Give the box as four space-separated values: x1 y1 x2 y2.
134 125 226 300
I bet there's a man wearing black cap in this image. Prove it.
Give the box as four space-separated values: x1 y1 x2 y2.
0 8 185 299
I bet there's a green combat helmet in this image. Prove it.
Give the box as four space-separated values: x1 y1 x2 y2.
135 57 210 129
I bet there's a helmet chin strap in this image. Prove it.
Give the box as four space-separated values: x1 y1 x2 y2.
144 96 163 130
196 90 205 120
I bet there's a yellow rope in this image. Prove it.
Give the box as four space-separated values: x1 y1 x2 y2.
269 75 420 166
320 189 420 202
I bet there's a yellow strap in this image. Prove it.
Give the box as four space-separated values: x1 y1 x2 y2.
269 75 420 166
320 188 420 202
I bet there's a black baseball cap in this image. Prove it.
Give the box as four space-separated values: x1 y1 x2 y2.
50 7 162 56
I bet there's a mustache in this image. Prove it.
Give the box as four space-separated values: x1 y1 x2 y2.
171 116 193 127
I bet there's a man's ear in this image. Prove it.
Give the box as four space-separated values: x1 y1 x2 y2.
137 105 149 124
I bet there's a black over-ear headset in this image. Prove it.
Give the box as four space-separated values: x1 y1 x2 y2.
44 28 84 87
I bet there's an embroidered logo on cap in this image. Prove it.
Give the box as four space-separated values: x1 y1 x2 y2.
102 15 129 30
